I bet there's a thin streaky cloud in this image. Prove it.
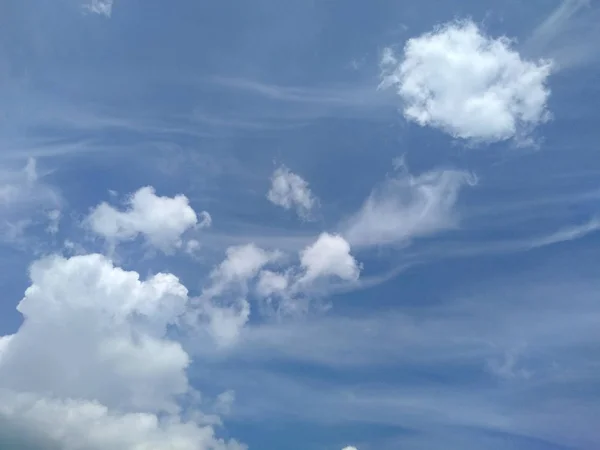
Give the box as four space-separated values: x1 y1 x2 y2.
524 0 600 70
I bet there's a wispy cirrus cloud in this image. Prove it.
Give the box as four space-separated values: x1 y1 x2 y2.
342 166 475 248
194 269 600 449
524 0 600 71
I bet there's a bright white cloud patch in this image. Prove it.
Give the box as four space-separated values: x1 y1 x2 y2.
343 168 475 247
0 254 190 412
83 0 114 17
0 253 243 450
299 233 360 283
380 20 553 143
267 166 318 220
86 186 209 253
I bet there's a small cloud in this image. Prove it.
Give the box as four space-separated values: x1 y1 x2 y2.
267 166 318 221
251 233 362 317
85 186 205 253
298 233 360 284
380 20 553 144
198 244 281 347
83 0 114 17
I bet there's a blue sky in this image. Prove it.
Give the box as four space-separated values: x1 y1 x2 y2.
1 0 600 449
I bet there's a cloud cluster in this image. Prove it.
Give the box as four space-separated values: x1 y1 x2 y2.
198 244 282 347
380 20 553 143
0 215 362 449
0 8 567 450
198 232 361 329
86 186 210 253
267 166 318 220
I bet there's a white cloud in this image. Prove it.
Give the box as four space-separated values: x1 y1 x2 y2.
380 20 553 143
198 244 281 347
206 244 281 297
0 254 190 412
248 234 362 316
0 253 243 450
0 393 244 450
86 186 208 253
83 0 114 17
342 447 358 450
267 166 318 220
298 233 360 284
342 168 475 248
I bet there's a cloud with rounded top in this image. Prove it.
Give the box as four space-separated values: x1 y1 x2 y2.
0 252 244 450
380 20 553 144
86 186 209 253
267 166 318 220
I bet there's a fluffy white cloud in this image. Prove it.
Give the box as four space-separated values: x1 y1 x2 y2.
267 166 318 220
86 186 209 253
343 168 475 248
299 233 360 284
380 20 553 143
0 253 243 450
249 234 362 316
0 254 190 412
198 244 281 347
342 447 358 450
206 244 281 297
83 0 114 17
0 393 244 450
